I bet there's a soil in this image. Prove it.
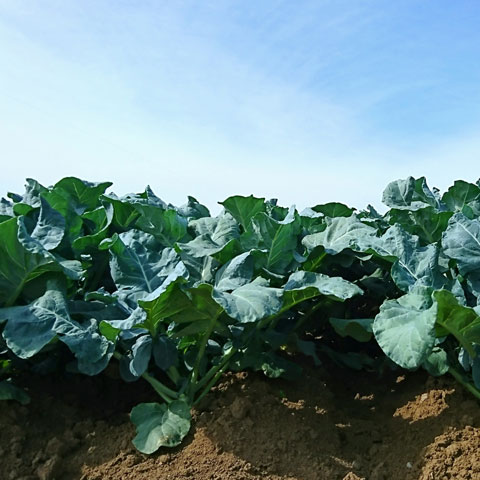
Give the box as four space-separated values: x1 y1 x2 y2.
1 361 480 480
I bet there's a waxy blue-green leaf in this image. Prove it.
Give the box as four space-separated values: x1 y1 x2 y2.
139 281 192 334
28 197 66 251
131 400 191 453
54 315 114 375
422 347 449 376
373 288 437 369
72 204 113 251
50 177 112 213
0 218 58 306
442 213 480 275
311 202 354 218
220 195 266 230
134 205 189 247
442 180 480 213
177 196 210 220
302 215 377 255
214 251 254 292
247 207 301 275
0 381 30 405
106 231 188 303
386 207 452 244
213 277 282 323
283 271 363 309
379 225 444 292
382 177 441 211
1 288 69 358
329 318 373 342
129 335 153 377
153 336 178 371
434 290 480 356
0 198 14 222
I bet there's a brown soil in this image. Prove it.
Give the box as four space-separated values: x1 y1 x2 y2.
1 362 479 480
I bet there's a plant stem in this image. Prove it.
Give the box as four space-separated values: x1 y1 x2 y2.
193 362 230 406
191 313 220 386
449 367 480 401
193 348 236 394
112 351 178 403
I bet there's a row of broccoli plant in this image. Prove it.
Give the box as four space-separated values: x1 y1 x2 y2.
1 176 480 453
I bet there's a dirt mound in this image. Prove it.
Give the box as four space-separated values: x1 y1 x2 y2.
1 363 479 480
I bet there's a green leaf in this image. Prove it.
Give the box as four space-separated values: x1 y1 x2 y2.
442 180 480 213
380 225 444 292
107 231 188 303
129 335 153 377
72 204 114 251
212 277 282 323
329 318 373 342
131 401 191 453
1 287 68 358
311 202 354 218
248 207 301 275
283 271 363 309
28 197 66 251
422 347 449 376
214 251 254 291
442 213 480 275
0 380 30 405
177 196 210 220
220 195 266 230
302 216 377 255
434 290 480 355
0 218 59 306
382 176 441 211
0 198 14 222
134 205 189 247
373 288 437 369
153 336 178 371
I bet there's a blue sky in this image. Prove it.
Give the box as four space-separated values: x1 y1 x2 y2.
1 1 480 212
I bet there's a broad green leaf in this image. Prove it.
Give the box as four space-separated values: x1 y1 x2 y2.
0 381 30 405
248 207 301 275
131 400 191 453
442 180 480 213
283 271 363 309
434 290 480 355
28 197 66 251
169 284 223 325
311 202 354 218
72 204 114 251
442 213 480 275
422 347 449 376
177 196 210 220
215 251 254 291
1 288 68 358
220 195 266 230
386 207 452 244
134 205 189 247
373 288 437 369
382 177 441 211
329 317 373 342
302 215 377 255
380 225 444 291
212 277 282 323
139 281 192 334
101 193 140 229
107 231 188 302
50 177 112 213
54 316 114 375
129 335 153 377
0 218 58 306
153 336 178 371
0 198 14 222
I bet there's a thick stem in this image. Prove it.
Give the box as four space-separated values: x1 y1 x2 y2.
191 313 220 386
193 348 236 394
449 367 480 401
193 363 230 406
113 351 178 402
